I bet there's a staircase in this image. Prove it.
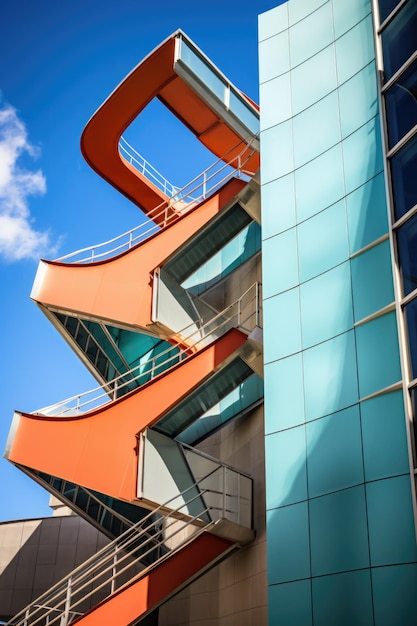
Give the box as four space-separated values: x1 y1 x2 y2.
7 460 254 626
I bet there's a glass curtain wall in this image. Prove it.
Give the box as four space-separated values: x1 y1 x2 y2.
377 0 417 465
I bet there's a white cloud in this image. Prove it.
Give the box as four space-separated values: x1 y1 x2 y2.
0 101 57 262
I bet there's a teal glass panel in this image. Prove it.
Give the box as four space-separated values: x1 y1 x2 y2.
261 121 294 184
351 240 394 322
178 374 263 445
339 62 378 139
229 89 260 136
266 502 310 584
366 475 417 566
298 200 349 283
293 92 340 168
309 486 370 576
335 15 375 85
355 311 401 398
259 30 290 83
154 358 252 437
333 0 372 39
263 227 298 298
261 173 296 239
268 580 312 626
346 172 389 254
183 221 261 295
342 116 384 195
180 39 226 102
312 570 373 626
264 288 301 363
264 353 305 433
291 44 337 116
295 144 345 222
361 390 409 481
266 426 307 509
289 2 333 67
306 405 364 498
300 263 353 349
303 331 359 422
260 73 292 130
288 0 328 26
372 564 417 626
167 203 251 284
259 2 288 42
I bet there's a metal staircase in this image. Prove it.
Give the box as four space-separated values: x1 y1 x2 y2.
55 137 258 264
7 461 253 626
35 282 262 418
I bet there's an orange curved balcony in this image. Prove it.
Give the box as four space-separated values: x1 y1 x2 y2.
31 177 246 333
81 30 259 216
6 329 248 504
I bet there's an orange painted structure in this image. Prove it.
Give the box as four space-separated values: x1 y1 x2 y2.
81 31 259 216
5 29 261 626
31 177 246 333
72 534 233 626
7 329 248 504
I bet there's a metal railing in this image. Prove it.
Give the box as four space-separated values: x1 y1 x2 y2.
34 282 262 418
55 135 259 264
119 137 179 197
7 463 252 626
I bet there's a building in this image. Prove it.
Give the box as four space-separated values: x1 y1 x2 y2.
2 0 417 624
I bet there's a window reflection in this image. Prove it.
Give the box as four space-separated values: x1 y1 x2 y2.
381 1 417 81
378 0 401 24
391 134 417 220
397 213 417 296
405 298 417 379
385 59 417 148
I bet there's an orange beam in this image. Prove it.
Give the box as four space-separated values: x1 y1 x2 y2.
31 178 246 332
7 329 247 503
74 533 232 626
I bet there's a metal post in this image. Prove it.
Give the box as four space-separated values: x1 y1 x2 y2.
129 231 133 250
24 608 29 626
203 172 207 199
111 547 118 594
222 466 226 519
62 577 72 626
237 472 241 525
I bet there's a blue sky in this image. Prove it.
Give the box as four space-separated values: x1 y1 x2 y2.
0 0 276 520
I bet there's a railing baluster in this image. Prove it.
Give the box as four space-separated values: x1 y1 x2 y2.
61 577 72 626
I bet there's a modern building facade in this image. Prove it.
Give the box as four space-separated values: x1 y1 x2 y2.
3 0 417 624
260 0 417 624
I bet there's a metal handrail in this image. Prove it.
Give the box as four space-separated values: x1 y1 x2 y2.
119 136 179 198
55 135 259 264
34 282 262 418
8 462 252 626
